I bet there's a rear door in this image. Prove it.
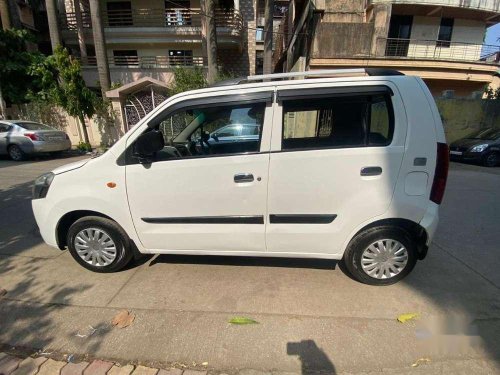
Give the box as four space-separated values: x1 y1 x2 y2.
0 123 12 154
266 82 406 256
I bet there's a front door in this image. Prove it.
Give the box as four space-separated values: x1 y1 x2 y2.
126 93 273 252
266 84 406 256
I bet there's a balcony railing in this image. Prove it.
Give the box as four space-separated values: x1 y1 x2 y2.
61 8 242 33
78 55 205 68
378 38 500 64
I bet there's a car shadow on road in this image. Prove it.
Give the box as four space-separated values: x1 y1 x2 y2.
149 253 338 270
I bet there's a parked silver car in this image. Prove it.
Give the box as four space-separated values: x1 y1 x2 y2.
0 120 71 161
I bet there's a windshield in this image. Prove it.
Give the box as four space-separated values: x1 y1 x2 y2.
466 128 500 140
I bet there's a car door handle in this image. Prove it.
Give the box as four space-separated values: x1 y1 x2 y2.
360 166 382 176
234 173 254 183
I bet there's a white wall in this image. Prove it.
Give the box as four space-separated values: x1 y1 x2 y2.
407 16 486 62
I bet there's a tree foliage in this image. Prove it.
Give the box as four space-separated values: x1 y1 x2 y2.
31 46 98 119
0 29 42 104
168 67 235 95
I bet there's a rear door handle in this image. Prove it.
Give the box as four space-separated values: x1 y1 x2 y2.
360 166 382 176
234 173 254 183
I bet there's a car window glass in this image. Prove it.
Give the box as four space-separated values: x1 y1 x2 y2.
137 101 266 163
0 124 11 132
15 122 52 130
282 94 393 151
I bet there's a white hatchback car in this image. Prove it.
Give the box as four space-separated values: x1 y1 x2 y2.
32 69 449 285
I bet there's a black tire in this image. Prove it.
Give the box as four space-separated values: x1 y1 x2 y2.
482 152 498 167
50 151 64 158
8 144 26 161
67 216 133 273
342 226 418 286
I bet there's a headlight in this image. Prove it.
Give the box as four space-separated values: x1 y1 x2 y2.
470 144 489 153
33 172 55 199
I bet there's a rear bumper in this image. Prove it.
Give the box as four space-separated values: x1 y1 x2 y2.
21 140 71 154
419 202 439 246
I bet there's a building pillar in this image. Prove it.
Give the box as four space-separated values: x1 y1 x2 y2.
263 0 274 74
89 0 111 95
0 0 11 29
73 0 88 61
46 0 62 51
371 3 392 57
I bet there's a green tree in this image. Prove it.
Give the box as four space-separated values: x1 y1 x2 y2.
31 46 97 144
169 67 208 95
0 29 41 118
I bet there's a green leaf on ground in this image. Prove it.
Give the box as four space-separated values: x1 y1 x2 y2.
228 317 259 325
397 313 420 323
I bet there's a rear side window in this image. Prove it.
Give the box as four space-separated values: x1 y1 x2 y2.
282 93 393 150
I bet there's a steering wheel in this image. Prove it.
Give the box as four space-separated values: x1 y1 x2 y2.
199 131 212 154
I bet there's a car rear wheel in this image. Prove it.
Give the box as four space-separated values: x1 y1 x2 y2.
342 226 417 286
67 216 133 273
483 152 498 167
8 145 25 161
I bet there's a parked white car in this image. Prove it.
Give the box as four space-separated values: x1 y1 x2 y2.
32 69 449 285
0 120 71 161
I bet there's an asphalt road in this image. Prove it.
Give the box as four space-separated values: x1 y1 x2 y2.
0 155 499 374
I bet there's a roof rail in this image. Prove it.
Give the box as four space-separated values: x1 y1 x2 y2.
210 69 404 87
246 68 404 82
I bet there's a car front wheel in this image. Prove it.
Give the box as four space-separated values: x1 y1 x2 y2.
67 216 133 273
342 226 417 286
483 152 498 167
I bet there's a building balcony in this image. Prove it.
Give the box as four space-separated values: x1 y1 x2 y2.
79 55 205 68
377 37 500 64
60 8 243 45
370 0 500 13
77 55 206 87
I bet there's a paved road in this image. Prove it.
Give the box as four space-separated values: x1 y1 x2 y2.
0 155 499 374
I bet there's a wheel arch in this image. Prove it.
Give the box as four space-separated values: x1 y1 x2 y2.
347 218 429 260
56 210 115 250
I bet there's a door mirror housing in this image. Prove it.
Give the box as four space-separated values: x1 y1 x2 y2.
211 133 219 142
133 130 165 163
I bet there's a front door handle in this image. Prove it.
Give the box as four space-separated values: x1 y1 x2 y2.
360 166 382 176
234 173 254 183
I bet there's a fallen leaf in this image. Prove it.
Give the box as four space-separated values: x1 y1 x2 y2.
0 288 7 297
112 310 135 328
411 358 431 367
201 362 208 366
397 313 419 323
228 317 258 325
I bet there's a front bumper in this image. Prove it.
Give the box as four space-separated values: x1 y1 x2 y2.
449 151 483 163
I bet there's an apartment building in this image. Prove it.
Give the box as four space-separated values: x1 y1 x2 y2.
57 0 257 88
275 0 500 97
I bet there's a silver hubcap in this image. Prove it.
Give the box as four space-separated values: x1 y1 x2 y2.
9 146 21 160
361 239 408 279
74 228 117 267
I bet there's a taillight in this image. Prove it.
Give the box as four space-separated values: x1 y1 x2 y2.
430 142 449 204
24 133 39 141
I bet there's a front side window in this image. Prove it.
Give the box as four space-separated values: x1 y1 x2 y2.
281 94 393 151
132 101 266 163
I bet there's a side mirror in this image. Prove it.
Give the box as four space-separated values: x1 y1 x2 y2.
133 130 165 163
211 133 219 142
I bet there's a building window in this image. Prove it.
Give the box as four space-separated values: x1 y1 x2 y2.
274 1 288 18
255 51 263 74
169 50 193 66
166 0 192 26
113 50 138 66
256 27 264 42
436 18 454 48
106 1 133 27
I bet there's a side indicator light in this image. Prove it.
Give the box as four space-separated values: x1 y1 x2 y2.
107 182 117 188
